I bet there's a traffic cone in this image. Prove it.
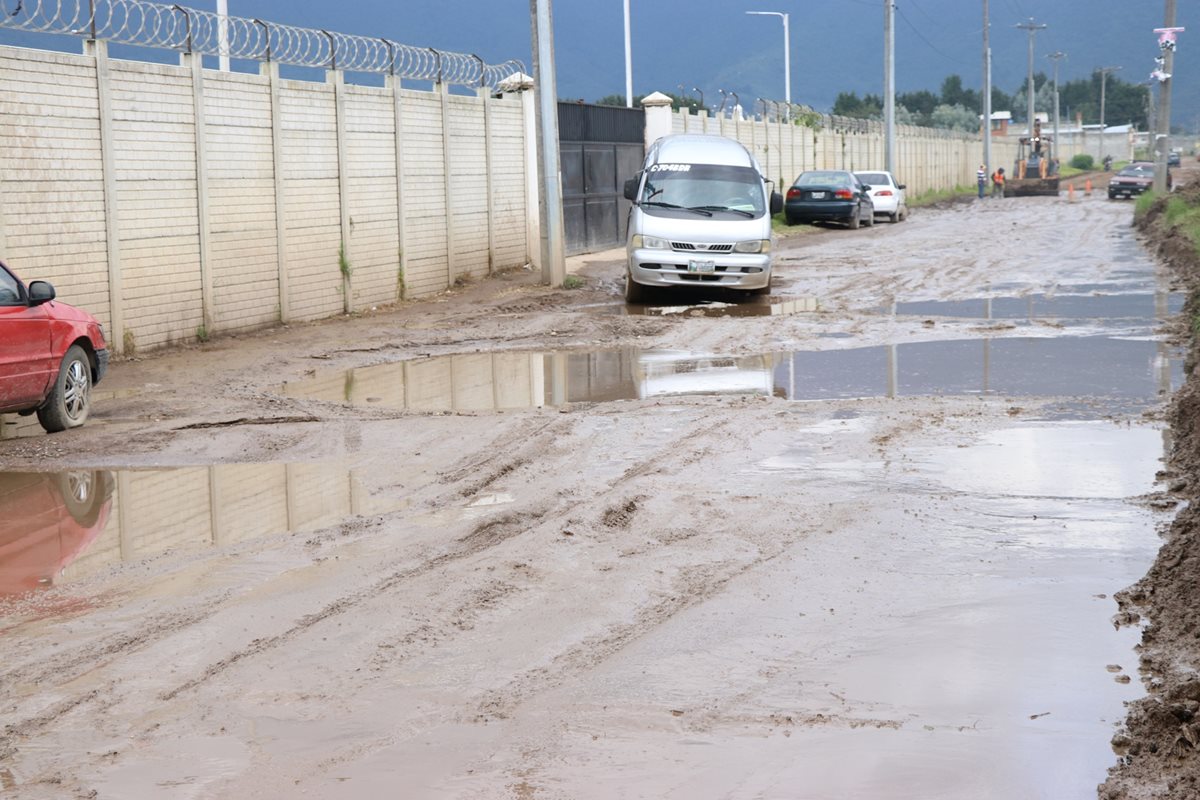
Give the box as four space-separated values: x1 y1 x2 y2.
1085 178 1093 196
1068 183 1076 203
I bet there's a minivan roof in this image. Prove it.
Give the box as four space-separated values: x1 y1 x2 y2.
647 134 758 169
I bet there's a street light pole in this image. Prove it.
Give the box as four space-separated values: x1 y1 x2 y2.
1047 52 1065 158
884 0 895 173
1016 18 1047 136
1099 65 1122 167
623 0 632 108
982 0 991 177
746 11 790 105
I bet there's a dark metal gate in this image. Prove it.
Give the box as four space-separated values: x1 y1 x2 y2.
558 102 645 255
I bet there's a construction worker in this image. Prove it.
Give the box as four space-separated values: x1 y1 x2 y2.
992 167 1006 198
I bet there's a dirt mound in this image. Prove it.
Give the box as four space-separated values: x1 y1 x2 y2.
1101 192 1200 799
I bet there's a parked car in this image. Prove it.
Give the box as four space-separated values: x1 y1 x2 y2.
622 134 783 303
855 170 908 223
0 260 108 432
1107 162 1171 199
1168 151 1182 167
785 170 875 229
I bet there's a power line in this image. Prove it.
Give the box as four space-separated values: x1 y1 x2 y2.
895 4 968 68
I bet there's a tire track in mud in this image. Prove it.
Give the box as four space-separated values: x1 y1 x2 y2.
472 555 788 722
441 418 571 500
158 504 556 701
0 686 110 762
162 415 741 701
0 596 233 691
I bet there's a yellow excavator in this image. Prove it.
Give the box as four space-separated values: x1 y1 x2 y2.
1009 119 1060 197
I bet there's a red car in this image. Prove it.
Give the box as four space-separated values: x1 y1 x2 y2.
0 260 109 432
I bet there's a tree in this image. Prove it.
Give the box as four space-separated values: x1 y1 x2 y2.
930 104 978 132
595 91 703 112
1057 72 1148 128
897 89 938 125
832 91 882 119
940 75 979 113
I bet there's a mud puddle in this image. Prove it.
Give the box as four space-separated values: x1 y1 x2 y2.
283 336 1181 412
886 288 1183 323
471 421 1164 800
0 462 410 607
584 295 819 318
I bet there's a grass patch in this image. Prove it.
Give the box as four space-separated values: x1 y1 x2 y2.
1139 188 1200 260
562 275 586 289
907 184 975 208
1134 191 1159 221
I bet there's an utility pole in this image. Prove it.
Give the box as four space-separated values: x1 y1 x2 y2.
1047 52 1065 159
531 0 566 286
1099 66 1122 168
217 0 229 71
623 0 632 108
1016 18 1047 138
1154 1 1179 193
884 0 895 172
982 0 992 176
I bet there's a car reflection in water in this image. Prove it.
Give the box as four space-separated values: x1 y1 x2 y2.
0 470 114 597
634 351 777 400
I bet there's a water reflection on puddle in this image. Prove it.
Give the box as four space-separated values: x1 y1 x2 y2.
0 463 407 604
580 421 1167 800
283 336 1180 412
885 288 1184 323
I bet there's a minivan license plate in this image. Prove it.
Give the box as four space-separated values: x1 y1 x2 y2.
688 259 715 274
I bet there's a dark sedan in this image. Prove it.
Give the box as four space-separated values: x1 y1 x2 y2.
1108 163 1171 199
784 170 875 229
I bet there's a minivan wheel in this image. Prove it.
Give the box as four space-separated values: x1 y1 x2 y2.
624 272 651 304
37 344 92 433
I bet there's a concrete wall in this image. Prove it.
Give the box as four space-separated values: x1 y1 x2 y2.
0 44 531 354
668 108 1021 195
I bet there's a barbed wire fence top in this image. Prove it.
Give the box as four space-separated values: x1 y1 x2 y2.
0 0 525 89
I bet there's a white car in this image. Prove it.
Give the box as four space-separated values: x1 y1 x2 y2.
855 171 907 223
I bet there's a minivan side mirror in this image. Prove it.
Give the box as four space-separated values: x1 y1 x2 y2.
27 280 55 306
623 177 639 202
769 191 783 215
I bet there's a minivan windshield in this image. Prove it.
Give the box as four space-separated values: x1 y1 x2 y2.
639 164 766 218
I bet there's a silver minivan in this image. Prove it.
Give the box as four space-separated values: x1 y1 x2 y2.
622 134 783 303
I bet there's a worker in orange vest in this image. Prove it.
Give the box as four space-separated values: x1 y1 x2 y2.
991 167 1006 198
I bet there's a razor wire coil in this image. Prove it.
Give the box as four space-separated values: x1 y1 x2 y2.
0 0 525 89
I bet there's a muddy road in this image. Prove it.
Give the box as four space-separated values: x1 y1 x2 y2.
0 191 1184 799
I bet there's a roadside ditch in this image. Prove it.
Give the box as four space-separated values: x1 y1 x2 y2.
1102 181 1200 799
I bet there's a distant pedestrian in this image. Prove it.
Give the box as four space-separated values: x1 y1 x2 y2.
977 164 987 199
991 167 1006 198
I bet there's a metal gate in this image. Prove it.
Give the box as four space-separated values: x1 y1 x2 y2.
558 102 645 255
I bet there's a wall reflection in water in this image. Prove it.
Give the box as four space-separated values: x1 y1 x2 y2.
283 336 1179 412
0 463 402 598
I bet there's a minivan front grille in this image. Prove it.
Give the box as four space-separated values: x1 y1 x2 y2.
672 242 733 253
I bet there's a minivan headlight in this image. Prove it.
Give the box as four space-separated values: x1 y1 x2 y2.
734 239 770 254
632 234 668 250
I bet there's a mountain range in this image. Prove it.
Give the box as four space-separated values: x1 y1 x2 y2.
1 0 1194 130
